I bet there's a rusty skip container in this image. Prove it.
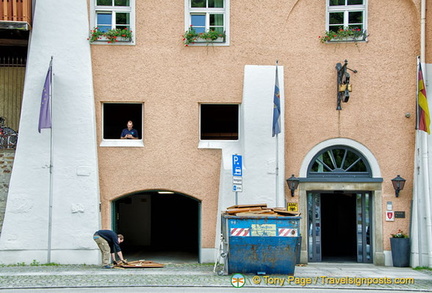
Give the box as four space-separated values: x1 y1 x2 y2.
221 214 301 275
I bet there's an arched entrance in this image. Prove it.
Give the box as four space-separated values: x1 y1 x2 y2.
299 143 383 264
113 190 200 263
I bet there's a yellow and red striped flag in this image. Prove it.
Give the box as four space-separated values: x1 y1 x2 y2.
418 63 430 134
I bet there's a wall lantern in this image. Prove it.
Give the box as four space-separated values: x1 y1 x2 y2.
391 175 406 197
336 59 357 110
286 174 300 197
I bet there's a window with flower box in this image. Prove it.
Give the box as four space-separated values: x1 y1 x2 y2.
325 0 367 42
185 0 230 45
90 0 135 44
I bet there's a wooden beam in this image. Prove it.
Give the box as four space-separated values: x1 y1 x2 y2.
22 0 31 24
117 260 164 268
226 203 267 209
2 1 8 20
0 38 28 46
12 0 18 21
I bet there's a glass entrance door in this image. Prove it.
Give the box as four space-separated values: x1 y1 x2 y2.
356 192 372 262
307 192 322 261
307 191 372 262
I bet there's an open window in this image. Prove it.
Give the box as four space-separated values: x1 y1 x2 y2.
200 104 238 140
101 103 143 146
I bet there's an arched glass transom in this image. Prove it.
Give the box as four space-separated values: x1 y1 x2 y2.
307 146 372 178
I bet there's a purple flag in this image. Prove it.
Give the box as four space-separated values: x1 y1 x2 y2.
272 66 281 137
38 60 52 133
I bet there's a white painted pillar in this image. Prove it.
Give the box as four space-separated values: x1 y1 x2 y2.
0 0 100 264
241 65 285 208
211 65 286 264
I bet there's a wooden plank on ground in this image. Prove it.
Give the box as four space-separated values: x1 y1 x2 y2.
118 260 164 268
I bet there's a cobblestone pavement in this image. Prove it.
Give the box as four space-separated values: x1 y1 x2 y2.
0 263 431 291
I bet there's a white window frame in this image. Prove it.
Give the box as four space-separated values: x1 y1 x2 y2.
184 0 230 46
100 102 144 147
90 0 136 45
326 0 367 38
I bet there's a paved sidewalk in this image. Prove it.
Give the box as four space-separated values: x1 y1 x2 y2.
0 262 431 291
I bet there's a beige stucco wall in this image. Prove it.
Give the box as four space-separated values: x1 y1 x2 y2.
283 0 418 252
91 0 420 253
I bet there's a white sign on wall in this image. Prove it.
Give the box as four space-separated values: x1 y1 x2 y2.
385 211 395 222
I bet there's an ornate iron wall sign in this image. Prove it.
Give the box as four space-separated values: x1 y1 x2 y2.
336 60 357 110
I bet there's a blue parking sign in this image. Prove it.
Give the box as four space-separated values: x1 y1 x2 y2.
232 155 242 176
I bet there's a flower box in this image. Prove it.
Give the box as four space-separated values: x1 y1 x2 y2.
183 26 226 46
92 36 132 43
88 27 133 44
193 37 225 44
319 28 368 43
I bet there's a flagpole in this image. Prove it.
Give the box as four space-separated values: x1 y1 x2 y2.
47 56 54 263
417 55 432 266
420 67 432 268
420 0 432 266
276 129 279 206
274 60 280 207
413 57 422 266
421 110 432 268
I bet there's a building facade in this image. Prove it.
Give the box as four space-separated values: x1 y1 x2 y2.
0 0 431 267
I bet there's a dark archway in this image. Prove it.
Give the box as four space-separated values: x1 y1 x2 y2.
113 190 200 263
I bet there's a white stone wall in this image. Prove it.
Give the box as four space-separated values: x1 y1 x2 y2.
0 150 14 232
0 0 100 265
211 65 285 263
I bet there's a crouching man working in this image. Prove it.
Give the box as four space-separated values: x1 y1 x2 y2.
93 230 127 269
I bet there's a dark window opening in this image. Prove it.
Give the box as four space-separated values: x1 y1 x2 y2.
200 104 238 140
103 103 142 139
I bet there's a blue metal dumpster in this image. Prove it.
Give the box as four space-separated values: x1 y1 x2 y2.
221 214 301 275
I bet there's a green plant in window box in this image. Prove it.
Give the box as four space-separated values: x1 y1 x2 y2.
88 27 133 43
183 26 198 46
88 27 105 42
319 28 368 43
105 28 133 43
183 26 226 46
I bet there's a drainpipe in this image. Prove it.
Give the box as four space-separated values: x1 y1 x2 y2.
420 0 432 267
421 0 426 62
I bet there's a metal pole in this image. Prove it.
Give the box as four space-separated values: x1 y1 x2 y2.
419 0 432 266
47 56 54 263
275 133 279 206
275 61 280 207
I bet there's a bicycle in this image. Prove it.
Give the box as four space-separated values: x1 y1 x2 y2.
0 116 18 149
